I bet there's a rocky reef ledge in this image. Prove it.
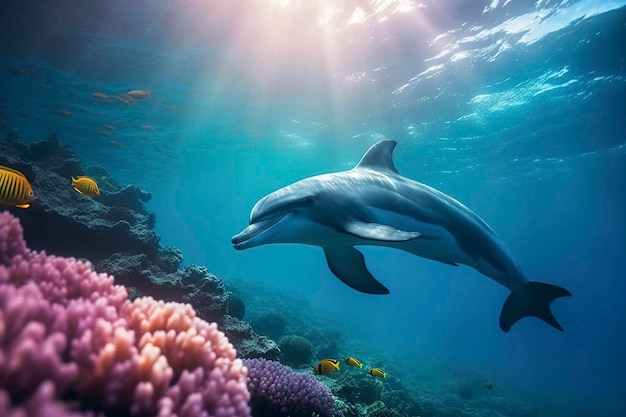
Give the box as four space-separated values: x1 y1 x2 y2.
0 132 279 360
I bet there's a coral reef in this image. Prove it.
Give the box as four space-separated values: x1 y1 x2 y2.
336 374 383 405
0 210 250 416
0 132 278 360
278 335 314 367
243 358 334 417
316 340 340 360
219 316 280 361
0 132 157 262
249 312 287 341
97 254 229 324
226 292 246 320
364 400 403 417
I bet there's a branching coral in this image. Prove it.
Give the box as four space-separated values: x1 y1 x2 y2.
0 211 250 417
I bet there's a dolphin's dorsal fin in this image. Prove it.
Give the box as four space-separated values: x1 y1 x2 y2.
355 140 399 174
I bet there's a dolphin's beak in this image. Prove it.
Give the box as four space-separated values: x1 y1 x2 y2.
231 215 286 250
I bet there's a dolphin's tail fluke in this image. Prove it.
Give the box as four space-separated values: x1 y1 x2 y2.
499 281 571 332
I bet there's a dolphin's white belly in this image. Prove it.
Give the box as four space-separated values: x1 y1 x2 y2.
366 207 472 265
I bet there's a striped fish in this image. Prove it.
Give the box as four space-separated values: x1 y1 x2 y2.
344 357 363 368
312 359 340 375
368 368 387 378
71 176 100 197
0 165 34 208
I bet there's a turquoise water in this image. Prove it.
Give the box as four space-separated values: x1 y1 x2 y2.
1 1 625 416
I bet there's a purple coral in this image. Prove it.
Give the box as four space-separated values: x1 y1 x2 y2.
0 211 251 417
243 358 334 417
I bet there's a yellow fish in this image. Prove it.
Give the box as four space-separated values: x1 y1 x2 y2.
0 165 34 208
368 368 386 378
344 357 363 368
71 176 100 197
313 359 340 375
483 381 494 390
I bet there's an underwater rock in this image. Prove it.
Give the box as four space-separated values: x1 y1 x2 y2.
97 254 229 323
1 132 82 178
381 389 424 417
0 133 159 263
332 399 359 417
182 266 230 322
337 375 383 405
316 340 340 359
250 311 287 340
157 245 184 272
219 315 280 360
98 184 152 214
456 384 475 400
227 292 246 319
365 400 402 417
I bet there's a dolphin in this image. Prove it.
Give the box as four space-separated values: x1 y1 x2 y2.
232 140 571 332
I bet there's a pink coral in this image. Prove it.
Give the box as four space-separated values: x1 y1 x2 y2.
0 211 251 417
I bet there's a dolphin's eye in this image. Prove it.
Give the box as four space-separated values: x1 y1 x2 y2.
305 197 315 205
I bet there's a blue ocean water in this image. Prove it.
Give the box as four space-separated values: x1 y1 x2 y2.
1 1 625 416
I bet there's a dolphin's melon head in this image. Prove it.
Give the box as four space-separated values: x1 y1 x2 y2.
232 180 323 249
249 185 316 224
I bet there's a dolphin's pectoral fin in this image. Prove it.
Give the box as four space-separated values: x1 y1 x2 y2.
344 220 421 242
323 247 390 295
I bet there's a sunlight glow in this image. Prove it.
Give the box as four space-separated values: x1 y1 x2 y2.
318 7 344 26
348 8 368 25
348 0 420 25
272 0 294 8
373 0 418 15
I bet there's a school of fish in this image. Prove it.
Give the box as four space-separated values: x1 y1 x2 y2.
312 357 387 379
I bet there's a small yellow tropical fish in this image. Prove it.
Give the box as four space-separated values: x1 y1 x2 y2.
71 176 100 197
313 359 340 375
0 165 34 208
368 368 386 378
344 357 363 368
483 381 494 390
